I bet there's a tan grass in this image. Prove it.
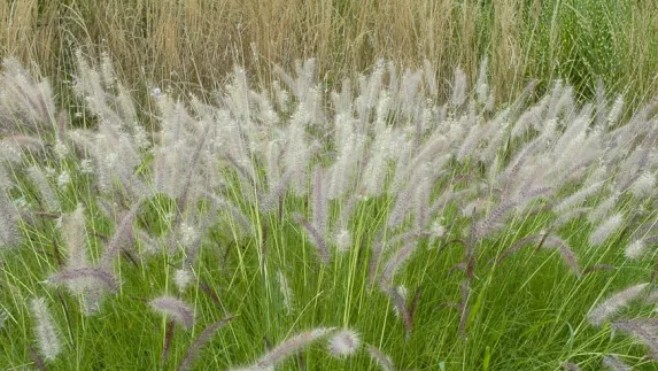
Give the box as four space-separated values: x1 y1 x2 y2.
1 0 657 104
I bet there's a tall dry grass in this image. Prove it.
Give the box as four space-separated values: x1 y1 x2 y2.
2 0 658 105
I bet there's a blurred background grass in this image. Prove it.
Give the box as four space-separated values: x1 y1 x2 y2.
1 0 657 106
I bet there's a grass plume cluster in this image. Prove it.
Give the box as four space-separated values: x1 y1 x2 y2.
1 52 658 370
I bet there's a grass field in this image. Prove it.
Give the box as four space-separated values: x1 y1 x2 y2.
3 0 658 104
2 1 658 370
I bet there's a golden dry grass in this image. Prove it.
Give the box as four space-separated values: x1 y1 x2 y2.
1 0 658 104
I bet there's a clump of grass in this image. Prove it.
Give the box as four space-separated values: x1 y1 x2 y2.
1 52 658 369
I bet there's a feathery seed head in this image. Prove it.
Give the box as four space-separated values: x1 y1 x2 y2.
588 283 649 326
255 327 335 368
174 269 193 292
149 295 195 329
366 344 395 371
629 172 655 198
53 140 69 159
602 355 632 371
179 222 198 248
429 221 446 241
607 96 625 127
57 170 71 188
392 285 408 318
328 329 361 357
450 67 467 107
30 297 62 361
276 270 294 315
589 213 624 246
625 239 647 260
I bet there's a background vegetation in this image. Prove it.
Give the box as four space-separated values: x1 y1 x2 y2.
2 0 658 105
